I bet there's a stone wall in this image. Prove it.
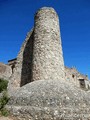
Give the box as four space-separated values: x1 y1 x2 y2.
65 67 80 87
8 29 34 92
65 66 90 89
8 58 17 73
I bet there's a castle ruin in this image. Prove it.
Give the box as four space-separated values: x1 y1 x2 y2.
0 7 90 120
0 7 90 92
8 7 65 92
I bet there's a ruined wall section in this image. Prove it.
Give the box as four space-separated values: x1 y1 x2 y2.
32 7 65 80
8 29 34 92
65 67 80 87
0 62 12 80
65 66 90 89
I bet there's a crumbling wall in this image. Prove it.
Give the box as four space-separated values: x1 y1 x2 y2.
65 67 80 87
8 30 34 92
85 80 90 90
65 66 90 89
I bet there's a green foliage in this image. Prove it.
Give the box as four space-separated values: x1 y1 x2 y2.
0 91 9 109
0 108 9 117
0 79 10 116
0 91 10 116
0 79 8 93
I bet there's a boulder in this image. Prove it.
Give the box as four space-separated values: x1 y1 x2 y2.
6 79 90 120
0 62 12 80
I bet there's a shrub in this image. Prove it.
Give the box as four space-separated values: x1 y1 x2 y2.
0 91 9 109
0 108 9 117
0 91 10 116
0 79 10 116
0 79 8 93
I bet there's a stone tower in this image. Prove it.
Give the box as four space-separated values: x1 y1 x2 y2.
8 7 65 93
32 7 65 80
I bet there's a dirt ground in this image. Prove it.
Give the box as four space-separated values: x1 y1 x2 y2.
0 116 17 120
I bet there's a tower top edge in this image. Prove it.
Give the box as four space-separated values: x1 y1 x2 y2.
35 7 58 17
39 7 55 10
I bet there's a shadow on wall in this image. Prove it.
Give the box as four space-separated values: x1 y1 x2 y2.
20 31 34 87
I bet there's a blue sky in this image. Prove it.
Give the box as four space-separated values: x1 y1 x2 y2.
0 0 90 78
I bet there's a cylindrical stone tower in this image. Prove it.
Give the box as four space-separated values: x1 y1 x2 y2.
32 7 65 80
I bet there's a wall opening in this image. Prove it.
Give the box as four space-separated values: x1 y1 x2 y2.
72 74 75 78
79 79 85 89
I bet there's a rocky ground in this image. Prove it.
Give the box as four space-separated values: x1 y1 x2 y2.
6 79 90 120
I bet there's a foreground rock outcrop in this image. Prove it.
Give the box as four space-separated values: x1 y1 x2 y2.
0 62 12 80
7 79 90 120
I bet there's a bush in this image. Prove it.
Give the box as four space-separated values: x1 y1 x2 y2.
0 108 9 117
0 91 10 116
0 79 8 93
0 91 9 109
0 79 10 116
